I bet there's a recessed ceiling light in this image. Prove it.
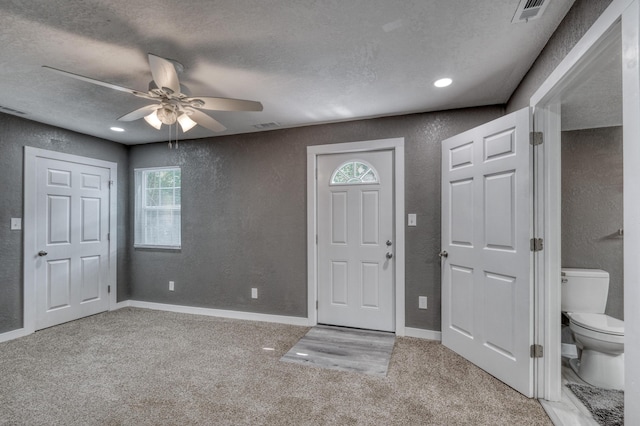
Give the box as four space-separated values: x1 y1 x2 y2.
110 126 125 132
434 78 453 88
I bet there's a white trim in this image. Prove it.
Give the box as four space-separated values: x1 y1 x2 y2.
0 328 31 344
530 1 639 416
23 147 118 333
533 102 563 401
307 138 406 336
404 327 442 341
133 166 181 249
113 300 132 310
530 0 634 107
127 300 310 327
622 1 640 421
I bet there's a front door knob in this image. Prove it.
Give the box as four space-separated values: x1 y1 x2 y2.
439 250 448 258
386 252 393 259
38 250 48 257
386 240 392 246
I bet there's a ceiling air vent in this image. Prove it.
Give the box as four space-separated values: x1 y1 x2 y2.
253 122 280 130
0 105 26 115
512 0 550 23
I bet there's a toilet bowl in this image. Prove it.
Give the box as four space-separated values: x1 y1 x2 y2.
561 268 625 390
567 312 624 390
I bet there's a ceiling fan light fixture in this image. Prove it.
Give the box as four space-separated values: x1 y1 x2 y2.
144 110 163 129
177 113 197 132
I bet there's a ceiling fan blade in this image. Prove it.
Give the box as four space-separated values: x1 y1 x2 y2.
188 109 226 132
148 53 180 95
42 66 152 100
189 96 263 112
117 104 160 121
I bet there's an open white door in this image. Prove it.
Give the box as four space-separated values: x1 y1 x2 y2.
441 108 534 397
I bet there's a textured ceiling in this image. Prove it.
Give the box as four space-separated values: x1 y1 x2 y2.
0 0 575 144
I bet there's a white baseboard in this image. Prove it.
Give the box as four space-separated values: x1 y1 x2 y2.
404 327 442 341
8 299 429 343
0 327 31 343
127 300 310 327
112 300 131 310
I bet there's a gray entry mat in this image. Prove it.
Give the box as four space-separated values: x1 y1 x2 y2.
280 325 395 376
567 383 624 426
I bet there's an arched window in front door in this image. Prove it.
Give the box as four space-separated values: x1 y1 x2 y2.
330 160 379 185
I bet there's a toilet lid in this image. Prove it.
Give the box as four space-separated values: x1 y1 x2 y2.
570 313 624 336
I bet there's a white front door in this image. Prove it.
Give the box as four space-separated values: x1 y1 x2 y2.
34 155 111 330
317 150 394 332
441 108 533 396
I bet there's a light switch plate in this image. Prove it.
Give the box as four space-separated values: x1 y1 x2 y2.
251 288 258 299
408 214 417 227
10 218 22 230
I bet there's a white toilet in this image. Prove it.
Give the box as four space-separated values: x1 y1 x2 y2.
561 268 624 390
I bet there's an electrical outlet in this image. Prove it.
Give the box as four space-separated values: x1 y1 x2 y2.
169 281 175 291
251 288 258 299
10 218 21 230
419 296 427 309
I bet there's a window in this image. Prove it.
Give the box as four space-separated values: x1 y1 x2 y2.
330 160 379 185
134 167 181 248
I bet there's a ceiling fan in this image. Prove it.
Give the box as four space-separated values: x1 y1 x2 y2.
43 53 263 133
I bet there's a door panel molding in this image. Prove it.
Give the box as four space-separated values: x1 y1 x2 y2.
441 108 533 397
23 147 117 333
317 150 394 331
307 138 405 335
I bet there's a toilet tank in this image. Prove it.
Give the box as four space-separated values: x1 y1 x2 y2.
561 268 609 313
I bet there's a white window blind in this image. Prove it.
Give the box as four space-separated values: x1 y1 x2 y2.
134 167 181 248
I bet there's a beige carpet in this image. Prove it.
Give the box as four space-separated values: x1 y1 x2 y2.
0 308 551 425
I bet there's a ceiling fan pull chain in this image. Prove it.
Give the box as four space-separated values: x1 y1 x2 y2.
168 123 172 149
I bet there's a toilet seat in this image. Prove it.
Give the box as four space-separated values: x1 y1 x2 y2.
569 313 624 336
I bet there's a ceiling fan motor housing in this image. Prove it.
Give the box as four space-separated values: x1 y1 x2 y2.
157 104 178 125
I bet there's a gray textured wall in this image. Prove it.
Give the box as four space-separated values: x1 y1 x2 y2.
128 107 504 331
507 0 614 112
0 113 130 333
1 0 619 335
562 127 624 320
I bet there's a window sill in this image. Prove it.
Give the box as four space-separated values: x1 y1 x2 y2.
134 244 181 251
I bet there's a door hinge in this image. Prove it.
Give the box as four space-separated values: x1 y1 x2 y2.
315 168 318 179
530 131 543 146
530 238 543 252
530 344 543 358
316 300 318 310
108 180 114 187
107 285 111 294
107 233 110 241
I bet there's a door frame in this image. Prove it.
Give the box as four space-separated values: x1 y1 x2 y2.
307 138 405 335
23 147 118 334
529 0 639 410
